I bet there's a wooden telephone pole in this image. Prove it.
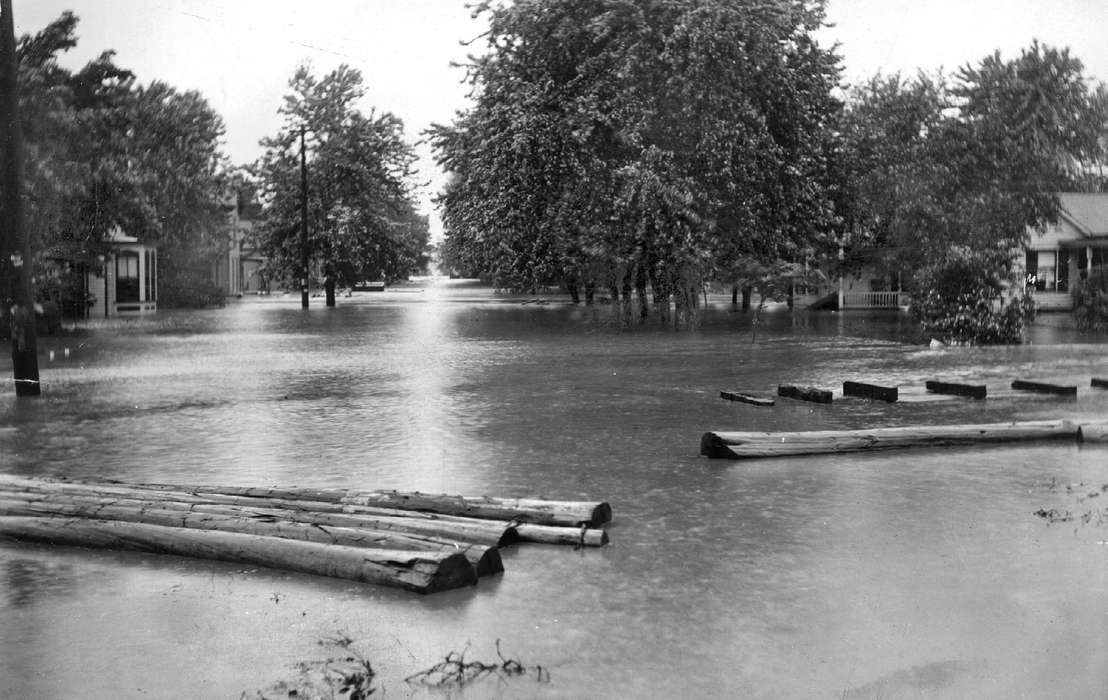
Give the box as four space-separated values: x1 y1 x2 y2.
1 0 40 396
300 126 309 308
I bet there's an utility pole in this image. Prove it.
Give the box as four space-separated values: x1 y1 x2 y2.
300 126 309 308
1 0 40 396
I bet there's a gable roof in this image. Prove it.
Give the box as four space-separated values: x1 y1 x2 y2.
1058 193 1108 237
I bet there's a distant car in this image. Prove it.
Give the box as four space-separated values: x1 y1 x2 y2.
352 281 386 292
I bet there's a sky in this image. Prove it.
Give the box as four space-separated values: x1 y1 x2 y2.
12 0 1108 237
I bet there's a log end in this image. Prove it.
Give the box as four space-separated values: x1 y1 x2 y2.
475 546 504 576
700 432 739 459
423 551 479 594
589 502 613 526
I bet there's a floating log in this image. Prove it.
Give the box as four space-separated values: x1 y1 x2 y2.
0 479 519 547
720 391 774 407
843 381 898 403
514 522 609 547
777 384 832 404
1078 424 1108 443
0 496 503 576
0 516 477 594
1091 378 1108 390
925 380 987 400
123 482 612 527
1011 380 1077 396
701 420 1085 459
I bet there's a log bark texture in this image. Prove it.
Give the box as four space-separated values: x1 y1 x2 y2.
126 482 612 527
0 478 519 547
0 516 477 594
0 496 502 576
701 420 1084 459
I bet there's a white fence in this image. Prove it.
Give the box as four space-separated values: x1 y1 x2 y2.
841 291 909 309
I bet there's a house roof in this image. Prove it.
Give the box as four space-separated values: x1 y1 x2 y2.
1059 193 1108 237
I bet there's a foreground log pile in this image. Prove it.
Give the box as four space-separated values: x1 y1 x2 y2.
0 475 611 594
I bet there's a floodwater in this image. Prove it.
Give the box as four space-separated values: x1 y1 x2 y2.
2 279 1107 699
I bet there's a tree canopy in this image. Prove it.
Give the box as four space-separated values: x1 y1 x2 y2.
11 12 229 308
253 65 430 287
432 0 842 323
838 42 1108 342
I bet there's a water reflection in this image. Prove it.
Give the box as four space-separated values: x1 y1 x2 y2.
2 281 1108 698
3 555 76 607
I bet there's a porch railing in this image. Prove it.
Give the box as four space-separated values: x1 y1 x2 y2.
841 291 909 309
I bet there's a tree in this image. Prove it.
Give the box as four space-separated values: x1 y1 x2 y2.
9 12 230 310
432 0 842 325
253 65 430 289
840 42 1108 343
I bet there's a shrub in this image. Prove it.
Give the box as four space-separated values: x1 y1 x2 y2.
1073 266 1108 331
909 246 1035 345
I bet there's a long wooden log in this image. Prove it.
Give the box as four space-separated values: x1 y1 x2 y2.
925 380 987 400
0 516 477 594
720 391 774 407
0 479 518 547
777 384 833 404
843 381 898 403
0 485 610 549
514 522 609 547
701 420 1084 459
1011 380 1077 396
0 496 503 576
96 481 613 527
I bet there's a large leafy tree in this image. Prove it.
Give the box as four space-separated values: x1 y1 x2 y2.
433 0 842 324
254 65 430 288
840 43 1108 343
11 12 229 309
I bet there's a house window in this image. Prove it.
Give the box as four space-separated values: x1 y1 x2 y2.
116 251 140 302
1058 249 1070 292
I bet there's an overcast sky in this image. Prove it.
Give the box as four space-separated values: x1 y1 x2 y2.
13 0 1108 235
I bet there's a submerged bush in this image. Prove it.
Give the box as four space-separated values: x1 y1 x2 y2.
1073 266 1108 331
909 246 1035 345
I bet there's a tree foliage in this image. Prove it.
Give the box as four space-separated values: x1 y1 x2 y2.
433 0 842 324
253 65 430 287
840 42 1108 342
11 12 229 308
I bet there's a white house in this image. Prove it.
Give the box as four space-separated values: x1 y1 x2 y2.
87 228 157 318
1021 192 1108 311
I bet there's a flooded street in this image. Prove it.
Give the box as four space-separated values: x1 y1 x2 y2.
3 279 1108 699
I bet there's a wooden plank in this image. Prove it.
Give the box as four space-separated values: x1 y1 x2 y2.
843 381 898 402
701 420 1082 459
1011 380 1077 396
925 380 987 400
1091 377 1108 389
0 516 478 594
777 384 833 404
720 390 774 407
